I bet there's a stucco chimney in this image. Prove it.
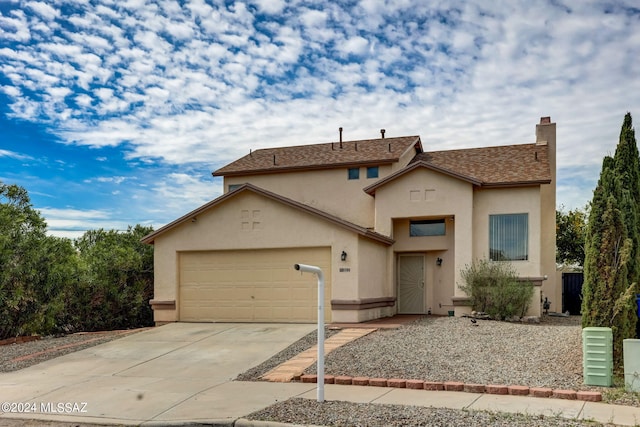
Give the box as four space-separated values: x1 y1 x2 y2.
536 116 555 178
536 116 556 310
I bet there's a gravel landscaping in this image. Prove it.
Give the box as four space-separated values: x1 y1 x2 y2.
2 316 639 427
246 397 615 427
241 315 638 427
307 315 584 389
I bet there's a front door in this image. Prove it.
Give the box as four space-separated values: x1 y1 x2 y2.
398 254 425 313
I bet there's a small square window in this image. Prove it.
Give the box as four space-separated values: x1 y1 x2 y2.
367 166 379 178
410 219 446 237
348 168 360 179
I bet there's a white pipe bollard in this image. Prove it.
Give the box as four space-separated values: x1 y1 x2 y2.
294 263 325 403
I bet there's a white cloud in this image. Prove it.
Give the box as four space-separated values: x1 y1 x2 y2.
40 207 133 238
25 1 60 21
1 0 639 216
0 149 32 160
250 0 286 15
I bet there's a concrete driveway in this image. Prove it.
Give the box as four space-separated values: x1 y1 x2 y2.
0 323 317 426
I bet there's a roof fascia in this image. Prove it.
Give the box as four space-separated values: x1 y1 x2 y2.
213 158 397 177
363 161 482 195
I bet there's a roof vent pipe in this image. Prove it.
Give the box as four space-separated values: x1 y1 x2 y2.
273 154 276 165
339 127 343 148
388 143 391 152
381 129 385 139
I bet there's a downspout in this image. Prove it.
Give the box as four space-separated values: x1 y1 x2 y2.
294 263 325 402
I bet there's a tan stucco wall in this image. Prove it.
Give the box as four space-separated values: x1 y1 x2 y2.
152 190 375 322
537 121 557 306
372 167 474 310
357 236 390 299
472 186 542 277
224 165 394 228
393 218 455 315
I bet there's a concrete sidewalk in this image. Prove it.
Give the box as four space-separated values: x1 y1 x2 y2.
1 321 639 426
279 384 640 427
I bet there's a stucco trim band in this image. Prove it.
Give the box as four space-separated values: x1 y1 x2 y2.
149 299 176 310
331 297 396 310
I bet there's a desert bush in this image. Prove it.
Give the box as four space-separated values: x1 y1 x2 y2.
460 259 534 320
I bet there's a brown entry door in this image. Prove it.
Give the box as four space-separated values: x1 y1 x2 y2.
398 254 425 313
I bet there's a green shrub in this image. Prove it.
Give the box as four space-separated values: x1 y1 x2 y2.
460 259 534 320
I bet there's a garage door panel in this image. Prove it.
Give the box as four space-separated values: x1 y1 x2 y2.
179 247 331 323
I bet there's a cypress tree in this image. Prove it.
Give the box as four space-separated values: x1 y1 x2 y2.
613 113 640 283
583 113 640 370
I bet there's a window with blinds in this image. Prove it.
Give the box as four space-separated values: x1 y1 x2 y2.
489 213 528 261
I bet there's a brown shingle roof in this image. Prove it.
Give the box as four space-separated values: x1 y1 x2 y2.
213 136 422 176
364 143 551 194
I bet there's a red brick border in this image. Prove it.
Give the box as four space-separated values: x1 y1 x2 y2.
553 389 577 400
530 387 552 398
335 376 353 385
486 385 509 395
369 378 388 387
577 391 602 402
508 385 530 396
464 384 485 393
352 377 370 386
301 374 317 383
444 381 464 391
424 381 444 391
292 375 602 403
387 378 406 388
406 380 424 390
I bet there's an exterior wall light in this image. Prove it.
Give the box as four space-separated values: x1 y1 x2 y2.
341 251 347 261
436 257 443 266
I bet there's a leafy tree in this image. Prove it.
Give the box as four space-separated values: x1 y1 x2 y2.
582 112 639 369
556 206 587 267
0 182 77 338
67 225 155 331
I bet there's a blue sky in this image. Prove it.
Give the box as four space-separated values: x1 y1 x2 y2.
1 0 639 238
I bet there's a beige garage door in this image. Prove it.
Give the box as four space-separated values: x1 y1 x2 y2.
179 247 331 322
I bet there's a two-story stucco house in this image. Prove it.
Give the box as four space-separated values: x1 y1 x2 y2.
142 117 557 324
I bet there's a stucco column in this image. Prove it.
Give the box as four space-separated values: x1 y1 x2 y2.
453 204 473 297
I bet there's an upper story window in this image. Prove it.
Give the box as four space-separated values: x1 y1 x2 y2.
367 166 379 178
228 184 243 192
348 168 360 180
489 213 528 261
410 219 446 237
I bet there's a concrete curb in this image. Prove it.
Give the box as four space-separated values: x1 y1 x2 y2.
297 375 602 402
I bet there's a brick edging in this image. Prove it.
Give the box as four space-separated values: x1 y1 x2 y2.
297 375 602 402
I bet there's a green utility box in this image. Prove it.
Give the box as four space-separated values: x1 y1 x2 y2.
583 327 613 387
623 339 640 392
